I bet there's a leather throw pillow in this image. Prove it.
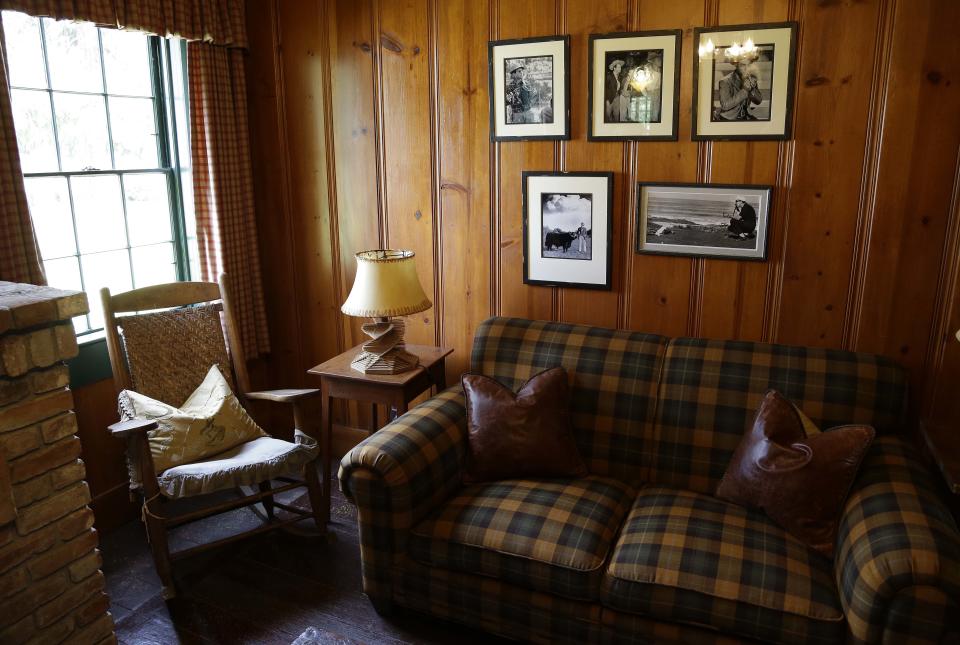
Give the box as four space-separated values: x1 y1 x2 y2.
715 389 875 557
461 367 587 483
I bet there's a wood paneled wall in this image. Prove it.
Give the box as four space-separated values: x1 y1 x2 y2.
246 0 960 427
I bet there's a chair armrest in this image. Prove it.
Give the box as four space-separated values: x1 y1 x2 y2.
835 436 960 645
108 418 158 438
337 386 467 603
245 388 320 403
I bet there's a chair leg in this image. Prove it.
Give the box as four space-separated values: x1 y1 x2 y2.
258 481 275 520
142 496 176 600
304 460 327 533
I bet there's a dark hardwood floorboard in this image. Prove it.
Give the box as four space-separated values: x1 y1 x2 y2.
101 476 511 645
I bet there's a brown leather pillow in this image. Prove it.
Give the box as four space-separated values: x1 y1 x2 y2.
461 367 587 483
715 390 875 557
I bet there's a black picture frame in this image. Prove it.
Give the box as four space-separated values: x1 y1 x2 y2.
488 35 571 142
635 181 773 261
692 21 798 141
522 171 614 290
587 30 682 141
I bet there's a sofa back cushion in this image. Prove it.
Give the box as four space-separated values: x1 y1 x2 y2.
471 317 667 482
646 338 908 494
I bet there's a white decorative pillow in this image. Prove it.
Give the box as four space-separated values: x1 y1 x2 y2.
119 365 267 473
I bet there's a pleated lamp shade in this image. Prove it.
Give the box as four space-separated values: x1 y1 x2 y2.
341 250 431 318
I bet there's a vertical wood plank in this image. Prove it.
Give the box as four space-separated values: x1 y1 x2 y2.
497 0 557 321
626 0 703 336
246 0 303 389
853 0 960 401
698 0 789 341
558 0 627 329
275 0 343 371
775 0 881 346
436 0 492 379
378 0 437 345
330 0 381 353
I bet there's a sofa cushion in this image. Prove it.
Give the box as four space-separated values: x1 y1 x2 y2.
409 476 635 600
645 337 907 494
470 317 667 482
602 487 845 645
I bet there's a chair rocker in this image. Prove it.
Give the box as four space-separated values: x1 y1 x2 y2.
102 275 329 599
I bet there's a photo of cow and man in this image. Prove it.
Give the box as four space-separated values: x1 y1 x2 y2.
541 193 592 260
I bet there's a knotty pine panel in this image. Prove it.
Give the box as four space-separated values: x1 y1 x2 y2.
329 0 382 354
435 0 493 380
275 0 343 372
775 0 881 347
379 0 437 347
699 0 789 342
624 0 704 336
853 0 960 394
496 0 558 321
557 0 627 329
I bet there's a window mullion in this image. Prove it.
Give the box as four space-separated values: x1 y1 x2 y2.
36 19 63 173
117 173 137 288
63 176 91 330
96 28 116 171
156 37 191 282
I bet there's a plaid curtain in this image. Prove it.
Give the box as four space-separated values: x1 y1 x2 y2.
188 41 270 359
0 18 44 285
0 0 246 46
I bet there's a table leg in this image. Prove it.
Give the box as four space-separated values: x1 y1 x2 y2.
370 403 379 432
431 359 448 391
319 380 333 527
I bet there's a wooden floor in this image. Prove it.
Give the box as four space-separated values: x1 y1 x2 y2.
100 476 510 645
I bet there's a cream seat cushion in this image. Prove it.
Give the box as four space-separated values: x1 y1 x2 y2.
157 433 318 498
119 364 267 473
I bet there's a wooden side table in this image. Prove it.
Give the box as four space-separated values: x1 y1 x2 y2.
308 344 453 524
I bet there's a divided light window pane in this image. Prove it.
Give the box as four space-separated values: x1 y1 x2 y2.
43 20 103 93
10 90 57 172
101 29 153 97
23 177 75 258
53 92 112 171
3 12 46 89
71 175 127 253
110 97 158 168
125 173 172 246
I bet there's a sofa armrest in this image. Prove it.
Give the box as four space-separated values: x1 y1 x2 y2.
834 436 960 645
337 386 467 604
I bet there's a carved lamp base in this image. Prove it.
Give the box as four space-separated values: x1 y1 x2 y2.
350 318 420 374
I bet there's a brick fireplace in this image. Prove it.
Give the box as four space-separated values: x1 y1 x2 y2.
0 282 115 644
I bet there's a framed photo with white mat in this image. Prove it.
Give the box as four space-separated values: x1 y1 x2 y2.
588 30 681 141
488 35 570 141
693 22 798 140
522 171 613 289
636 182 772 261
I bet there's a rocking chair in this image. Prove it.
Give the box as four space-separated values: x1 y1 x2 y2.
102 275 329 599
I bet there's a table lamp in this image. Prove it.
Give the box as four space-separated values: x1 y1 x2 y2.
341 249 432 374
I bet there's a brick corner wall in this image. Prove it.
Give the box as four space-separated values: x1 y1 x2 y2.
0 282 116 644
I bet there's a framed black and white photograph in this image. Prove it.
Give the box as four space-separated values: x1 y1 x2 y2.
588 30 681 141
489 36 570 141
636 183 772 260
523 171 613 289
693 22 797 140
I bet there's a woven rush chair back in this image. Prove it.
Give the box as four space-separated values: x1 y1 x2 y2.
101 278 252 407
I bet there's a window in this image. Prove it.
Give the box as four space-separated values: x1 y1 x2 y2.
2 11 197 337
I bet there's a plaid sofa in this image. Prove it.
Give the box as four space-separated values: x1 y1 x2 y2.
339 317 960 644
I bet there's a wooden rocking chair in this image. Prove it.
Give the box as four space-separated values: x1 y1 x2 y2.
102 275 329 599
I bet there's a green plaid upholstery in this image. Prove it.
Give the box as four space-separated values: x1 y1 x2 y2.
409 476 635 600
602 607 766 645
834 436 960 645
647 338 908 493
338 386 468 601
602 486 845 645
470 317 667 481
398 561 603 644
